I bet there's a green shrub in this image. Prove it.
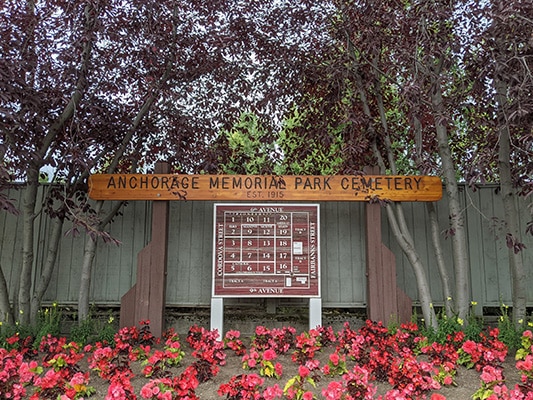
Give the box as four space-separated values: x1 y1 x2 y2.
70 313 117 345
496 304 524 350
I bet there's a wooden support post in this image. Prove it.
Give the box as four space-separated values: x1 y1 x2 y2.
145 161 169 338
365 191 385 322
364 166 412 325
380 243 399 322
120 162 170 338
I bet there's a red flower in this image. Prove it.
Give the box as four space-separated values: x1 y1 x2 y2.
329 352 340 366
302 391 314 400
263 349 277 361
263 384 283 400
275 362 283 377
480 365 504 384
462 340 477 353
298 365 310 378
6 335 20 345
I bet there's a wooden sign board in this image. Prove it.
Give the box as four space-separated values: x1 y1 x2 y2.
212 204 320 297
88 174 442 202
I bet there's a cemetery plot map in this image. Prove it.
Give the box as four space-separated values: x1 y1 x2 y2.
213 204 320 297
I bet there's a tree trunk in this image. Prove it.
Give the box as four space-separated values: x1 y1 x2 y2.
495 78 527 326
11 1 98 328
345 45 438 329
0 263 14 324
77 47 175 323
30 216 64 324
367 56 437 329
78 235 98 322
430 67 471 321
412 114 454 318
426 202 454 317
19 167 39 325
77 199 125 322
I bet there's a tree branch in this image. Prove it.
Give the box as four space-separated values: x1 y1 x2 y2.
39 2 98 163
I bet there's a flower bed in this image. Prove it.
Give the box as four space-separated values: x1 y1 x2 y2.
0 320 532 399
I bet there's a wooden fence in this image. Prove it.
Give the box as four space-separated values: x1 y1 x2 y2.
0 184 531 314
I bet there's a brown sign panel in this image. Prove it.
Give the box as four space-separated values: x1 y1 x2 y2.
88 174 442 202
213 204 320 297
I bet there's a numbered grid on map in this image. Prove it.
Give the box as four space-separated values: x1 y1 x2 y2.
213 204 319 296
223 212 293 274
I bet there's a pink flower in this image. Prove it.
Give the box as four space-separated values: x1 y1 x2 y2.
517 355 533 371
69 372 86 386
480 365 503 384
329 352 340 366
143 365 154 377
160 392 172 400
106 382 129 399
305 359 320 370
462 340 477 353
140 384 154 398
274 362 283 377
225 330 241 340
18 361 39 383
255 326 269 336
302 391 314 400
510 386 529 399
262 384 283 400
298 365 310 378
248 358 257 368
484 350 496 362
323 381 343 399
430 394 447 400
263 349 276 361
168 341 180 350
